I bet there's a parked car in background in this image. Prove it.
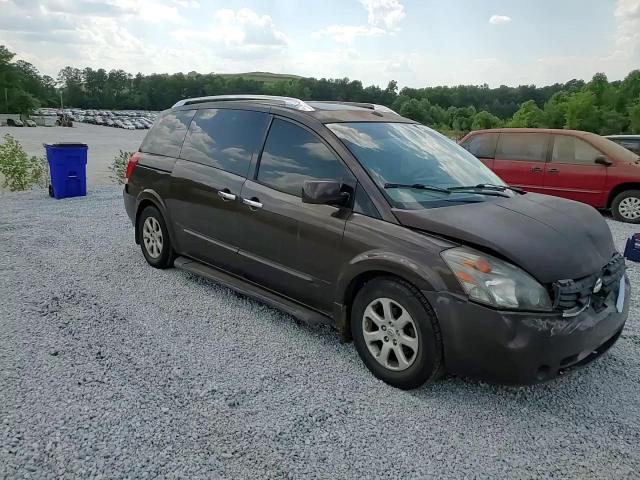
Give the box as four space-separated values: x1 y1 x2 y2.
123 95 628 389
607 135 640 156
7 118 24 127
25 119 37 127
460 128 640 223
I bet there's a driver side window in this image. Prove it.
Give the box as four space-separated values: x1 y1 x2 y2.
256 119 354 197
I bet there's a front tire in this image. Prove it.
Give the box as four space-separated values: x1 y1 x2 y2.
137 206 174 269
351 277 444 389
612 190 640 223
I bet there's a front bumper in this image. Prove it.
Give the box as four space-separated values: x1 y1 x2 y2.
424 275 630 385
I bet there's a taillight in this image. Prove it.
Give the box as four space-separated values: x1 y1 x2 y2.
125 152 141 182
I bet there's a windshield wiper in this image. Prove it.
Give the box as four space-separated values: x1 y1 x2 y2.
448 183 525 195
384 183 450 194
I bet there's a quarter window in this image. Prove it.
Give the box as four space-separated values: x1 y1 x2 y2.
495 133 549 162
461 133 498 158
140 110 194 157
257 119 353 197
181 109 270 176
552 136 602 164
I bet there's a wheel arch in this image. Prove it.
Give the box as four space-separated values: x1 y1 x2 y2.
607 183 640 208
334 255 443 342
134 190 174 246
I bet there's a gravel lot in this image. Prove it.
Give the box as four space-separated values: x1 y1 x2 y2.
0 124 145 187
1 186 639 479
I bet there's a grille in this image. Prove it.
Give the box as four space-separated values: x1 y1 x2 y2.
552 253 625 316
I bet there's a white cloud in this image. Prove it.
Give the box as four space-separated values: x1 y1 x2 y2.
613 0 640 58
171 8 289 60
312 0 405 44
360 0 405 30
170 0 199 7
136 1 185 24
489 15 512 25
312 25 385 44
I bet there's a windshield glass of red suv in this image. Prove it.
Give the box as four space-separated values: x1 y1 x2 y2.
329 122 509 209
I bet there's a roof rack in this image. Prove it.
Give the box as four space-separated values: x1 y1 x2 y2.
310 101 399 115
172 95 315 111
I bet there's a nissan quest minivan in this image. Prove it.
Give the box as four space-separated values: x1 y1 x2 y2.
123 95 629 389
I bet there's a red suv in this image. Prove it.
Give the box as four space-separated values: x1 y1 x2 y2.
460 128 640 223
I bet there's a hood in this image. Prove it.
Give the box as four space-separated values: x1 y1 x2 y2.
393 193 616 283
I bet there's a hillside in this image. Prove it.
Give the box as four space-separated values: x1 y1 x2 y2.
215 72 303 84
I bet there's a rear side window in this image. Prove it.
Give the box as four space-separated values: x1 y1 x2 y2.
257 119 353 197
140 110 194 157
495 133 548 162
461 133 498 158
552 136 602 164
180 109 270 176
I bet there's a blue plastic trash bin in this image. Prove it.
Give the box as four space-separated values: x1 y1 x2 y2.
44 143 88 199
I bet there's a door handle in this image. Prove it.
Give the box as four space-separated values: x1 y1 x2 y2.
530 167 543 173
218 190 236 201
243 198 263 209
547 168 559 174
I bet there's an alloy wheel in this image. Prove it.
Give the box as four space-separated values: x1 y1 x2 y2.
142 217 163 258
362 297 419 371
618 196 640 220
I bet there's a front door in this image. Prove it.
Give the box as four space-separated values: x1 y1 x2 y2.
234 118 356 313
492 132 550 193
542 134 607 207
167 107 270 272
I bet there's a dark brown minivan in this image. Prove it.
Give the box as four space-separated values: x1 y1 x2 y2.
124 95 629 389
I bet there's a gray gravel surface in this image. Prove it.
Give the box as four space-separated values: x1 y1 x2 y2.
1 187 639 479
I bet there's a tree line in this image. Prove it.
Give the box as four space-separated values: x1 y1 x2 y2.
1 44 639 137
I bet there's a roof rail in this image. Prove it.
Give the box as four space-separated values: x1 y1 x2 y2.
311 101 399 115
172 95 315 111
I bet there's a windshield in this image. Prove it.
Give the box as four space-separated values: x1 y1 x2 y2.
328 122 508 209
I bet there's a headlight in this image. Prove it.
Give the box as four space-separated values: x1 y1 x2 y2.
441 247 552 311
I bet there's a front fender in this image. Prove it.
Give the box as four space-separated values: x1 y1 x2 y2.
334 249 450 304
332 249 453 341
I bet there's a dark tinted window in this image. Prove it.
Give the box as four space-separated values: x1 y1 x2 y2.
461 133 498 158
353 184 381 218
552 135 602 164
180 109 269 176
495 133 548 162
257 119 353 197
140 110 194 157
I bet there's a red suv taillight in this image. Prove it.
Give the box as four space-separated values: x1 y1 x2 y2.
125 152 141 182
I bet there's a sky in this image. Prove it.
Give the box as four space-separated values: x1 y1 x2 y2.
0 0 639 88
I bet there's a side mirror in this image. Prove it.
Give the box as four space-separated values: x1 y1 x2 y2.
302 180 351 206
595 156 613 166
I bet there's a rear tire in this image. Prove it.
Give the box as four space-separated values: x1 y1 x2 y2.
137 206 174 269
612 190 640 223
351 277 444 389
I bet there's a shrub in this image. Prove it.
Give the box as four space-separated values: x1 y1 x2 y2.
109 150 134 184
0 134 48 191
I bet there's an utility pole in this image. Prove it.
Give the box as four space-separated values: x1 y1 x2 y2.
59 91 63 109
4 88 7 113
